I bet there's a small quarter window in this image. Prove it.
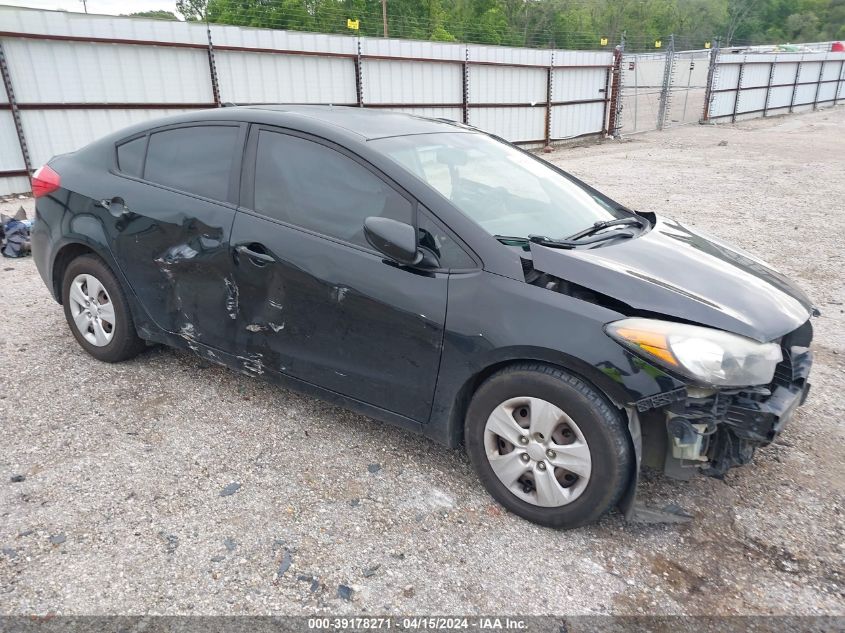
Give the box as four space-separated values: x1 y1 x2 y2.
116 136 146 177
418 211 475 269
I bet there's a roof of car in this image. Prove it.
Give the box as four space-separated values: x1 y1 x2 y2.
90 105 480 155
240 104 473 140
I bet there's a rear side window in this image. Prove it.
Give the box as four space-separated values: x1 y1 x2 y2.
144 125 239 202
253 130 413 248
116 136 146 177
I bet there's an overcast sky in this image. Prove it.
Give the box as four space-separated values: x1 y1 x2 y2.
1 0 179 16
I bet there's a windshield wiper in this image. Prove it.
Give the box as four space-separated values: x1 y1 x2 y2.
566 216 645 241
494 216 645 250
494 231 636 250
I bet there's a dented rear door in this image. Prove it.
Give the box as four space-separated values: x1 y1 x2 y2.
103 123 245 345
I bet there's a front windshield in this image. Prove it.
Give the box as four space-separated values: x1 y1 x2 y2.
372 132 625 239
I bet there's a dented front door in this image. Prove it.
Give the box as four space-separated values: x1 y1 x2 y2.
228 212 448 423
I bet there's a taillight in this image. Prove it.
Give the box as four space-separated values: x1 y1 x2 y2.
31 164 61 198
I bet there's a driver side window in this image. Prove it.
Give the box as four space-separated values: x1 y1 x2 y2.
253 130 413 249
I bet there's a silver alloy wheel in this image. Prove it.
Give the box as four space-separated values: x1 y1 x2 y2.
484 396 592 507
68 273 116 347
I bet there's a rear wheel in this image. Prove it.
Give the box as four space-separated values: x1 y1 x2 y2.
465 363 632 529
61 254 145 362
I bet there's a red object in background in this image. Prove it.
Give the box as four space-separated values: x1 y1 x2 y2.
832 41 844 52
31 164 61 198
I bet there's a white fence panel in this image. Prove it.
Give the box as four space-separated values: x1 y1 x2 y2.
382 106 463 121
707 51 845 121
0 109 27 195
740 63 770 88
362 60 461 105
767 85 794 109
821 60 841 81
737 87 767 113
216 51 356 104
552 67 605 102
361 37 464 61
550 102 605 139
468 106 545 143
210 24 356 56
794 82 818 106
798 60 823 83
0 5 208 45
772 61 799 84
818 81 837 103
713 63 740 92
469 45 551 67
3 38 213 104
468 65 546 104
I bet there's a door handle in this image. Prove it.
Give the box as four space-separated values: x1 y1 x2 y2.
235 243 275 264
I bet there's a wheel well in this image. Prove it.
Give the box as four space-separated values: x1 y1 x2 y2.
447 358 626 448
52 243 96 303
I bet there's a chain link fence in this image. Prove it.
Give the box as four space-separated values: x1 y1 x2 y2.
616 46 713 134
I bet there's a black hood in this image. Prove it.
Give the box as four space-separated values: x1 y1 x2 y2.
529 215 814 342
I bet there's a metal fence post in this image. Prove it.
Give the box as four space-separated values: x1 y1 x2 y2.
812 54 827 110
543 52 553 150
607 35 624 138
354 36 363 107
731 58 745 123
462 45 469 124
762 58 776 117
701 37 720 123
600 52 611 135
789 56 803 113
656 34 674 130
205 19 221 107
836 59 845 106
0 39 32 175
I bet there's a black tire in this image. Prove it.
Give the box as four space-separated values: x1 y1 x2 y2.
464 363 632 529
61 254 146 363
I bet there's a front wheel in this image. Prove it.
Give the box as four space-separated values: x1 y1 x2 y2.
465 363 632 529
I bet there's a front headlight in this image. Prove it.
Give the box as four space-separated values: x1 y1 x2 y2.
605 318 782 387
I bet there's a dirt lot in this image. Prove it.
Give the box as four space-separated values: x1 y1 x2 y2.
1 108 843 616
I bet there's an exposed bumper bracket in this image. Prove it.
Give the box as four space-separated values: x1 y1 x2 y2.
627 501 693 524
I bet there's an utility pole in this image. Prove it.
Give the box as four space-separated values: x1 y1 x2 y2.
80 0 88 13
382 0 388 38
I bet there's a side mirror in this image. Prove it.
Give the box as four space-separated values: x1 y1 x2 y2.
364 217 422 266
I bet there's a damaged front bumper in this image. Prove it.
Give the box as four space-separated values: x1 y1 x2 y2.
623 340 813 523
667 345 812 478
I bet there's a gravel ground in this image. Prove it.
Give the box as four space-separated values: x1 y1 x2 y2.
1 108 843 617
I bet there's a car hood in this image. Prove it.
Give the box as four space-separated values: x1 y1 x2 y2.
529 215 814 342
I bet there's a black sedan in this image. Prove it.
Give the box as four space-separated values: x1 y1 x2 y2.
31 106 814 528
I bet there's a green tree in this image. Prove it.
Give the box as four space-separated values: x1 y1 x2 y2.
127 10 179 20
194 0 844 50
176 0 208 21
